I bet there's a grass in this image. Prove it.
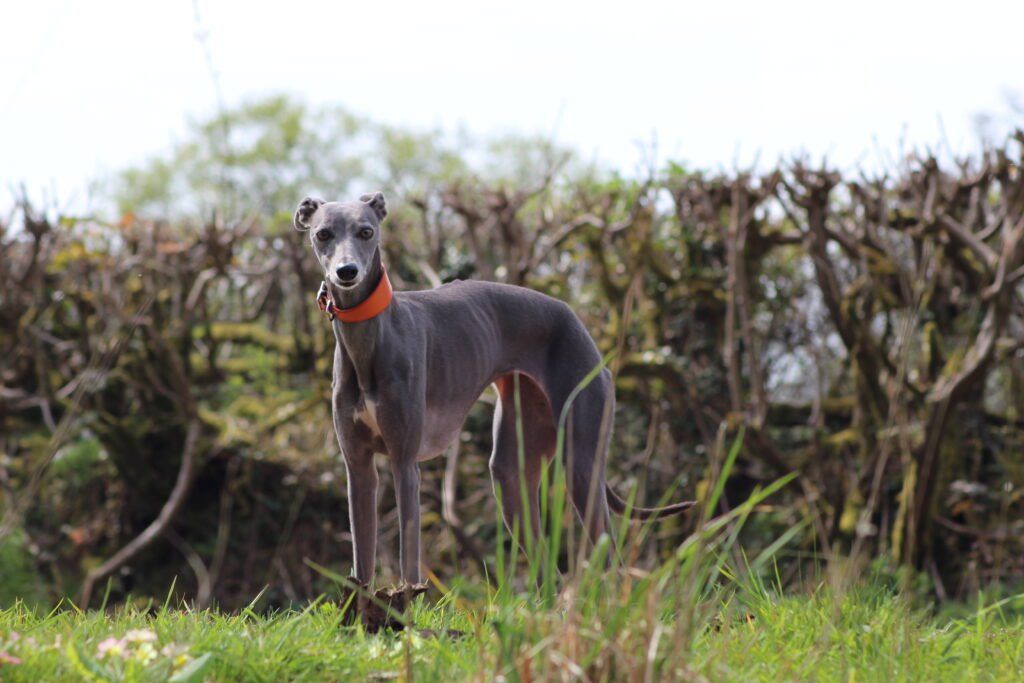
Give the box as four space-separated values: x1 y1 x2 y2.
1 579 1023 681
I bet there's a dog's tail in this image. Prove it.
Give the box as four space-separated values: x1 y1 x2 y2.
605 484 696 520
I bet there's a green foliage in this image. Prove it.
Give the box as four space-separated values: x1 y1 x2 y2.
50 437 107 488
112 94 575 224
114 96 367 220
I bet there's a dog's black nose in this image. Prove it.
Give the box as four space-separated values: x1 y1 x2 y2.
336 264 359 283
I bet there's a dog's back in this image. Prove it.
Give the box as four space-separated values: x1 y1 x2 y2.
396 278 601 374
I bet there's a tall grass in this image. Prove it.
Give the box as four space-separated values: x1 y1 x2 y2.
478 421 797 679
463 341 800 679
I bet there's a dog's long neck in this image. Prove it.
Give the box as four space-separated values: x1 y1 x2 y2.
330 248 385 392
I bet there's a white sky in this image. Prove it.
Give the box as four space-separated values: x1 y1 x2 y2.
2 0 1022 209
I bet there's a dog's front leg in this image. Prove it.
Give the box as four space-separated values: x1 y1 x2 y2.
344 453 379 584
391 459 422 584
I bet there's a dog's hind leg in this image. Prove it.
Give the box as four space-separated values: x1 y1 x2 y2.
551 367 615 548
489 373 556 553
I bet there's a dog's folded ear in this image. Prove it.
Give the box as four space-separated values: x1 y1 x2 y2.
360 191 387 221
294 196 325 231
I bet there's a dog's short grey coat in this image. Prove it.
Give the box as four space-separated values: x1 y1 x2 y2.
296 192 693 585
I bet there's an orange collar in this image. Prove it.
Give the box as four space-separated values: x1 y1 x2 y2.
317 267 393 323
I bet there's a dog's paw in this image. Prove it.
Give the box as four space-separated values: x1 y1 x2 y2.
337 582 430 633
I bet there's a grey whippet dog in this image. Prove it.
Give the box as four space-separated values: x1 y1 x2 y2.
295 192 694 585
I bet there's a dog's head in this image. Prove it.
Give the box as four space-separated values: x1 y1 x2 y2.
294 192 387 290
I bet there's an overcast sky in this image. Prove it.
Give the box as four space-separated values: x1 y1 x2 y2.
2 0 1022 209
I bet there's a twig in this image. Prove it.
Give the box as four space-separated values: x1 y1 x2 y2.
79 418 201 607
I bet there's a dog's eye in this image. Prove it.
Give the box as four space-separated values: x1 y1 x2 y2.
357 228 374 240
315 229 331 242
